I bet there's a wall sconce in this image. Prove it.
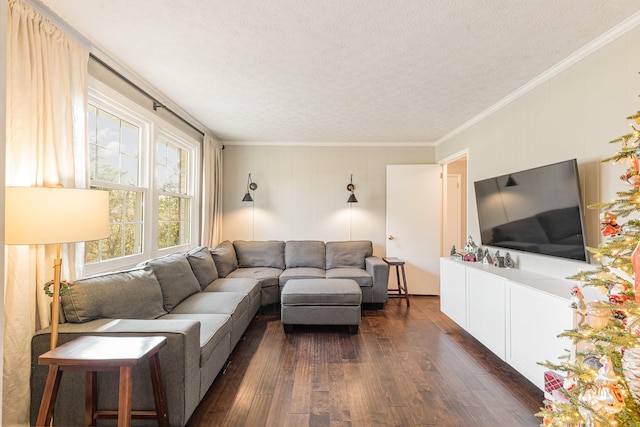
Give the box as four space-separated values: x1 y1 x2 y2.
347 174 358 203
242 173 258 202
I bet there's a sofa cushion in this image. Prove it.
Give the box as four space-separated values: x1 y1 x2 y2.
186 246 219 289
227 267 282 287
234 240 285 269
144 252 202 312
160 313 231 367
203 277 262 316
203 278 261 304
285 240 325 269
281 279 362 305
171 292 249 317
210 240 238 278
279 267 326 287
326 267 373 287
61 266 166 323
325 241 373 269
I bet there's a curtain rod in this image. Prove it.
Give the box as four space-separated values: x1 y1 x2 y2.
89 53 205 137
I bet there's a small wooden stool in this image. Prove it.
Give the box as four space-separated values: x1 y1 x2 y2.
36 335 169 427
383 257 410 306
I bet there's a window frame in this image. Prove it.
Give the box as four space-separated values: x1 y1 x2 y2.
84 77 201 275
153 128 199 252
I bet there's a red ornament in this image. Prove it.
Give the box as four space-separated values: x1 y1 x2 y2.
601 212 621 236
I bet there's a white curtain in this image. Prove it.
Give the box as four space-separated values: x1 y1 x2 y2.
201 134 224 247
5 0 89 424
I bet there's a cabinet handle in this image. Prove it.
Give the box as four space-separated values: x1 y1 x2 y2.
388 235 394 240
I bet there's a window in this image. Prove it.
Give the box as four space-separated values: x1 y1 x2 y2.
86 105 145 263
85 79 200 274
156 134 192 249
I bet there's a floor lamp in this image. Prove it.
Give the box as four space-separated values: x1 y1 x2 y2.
5 186 110 350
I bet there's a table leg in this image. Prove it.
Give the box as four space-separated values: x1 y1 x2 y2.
118 366 133 427
85 371 97 427
149 353 169 427
36 365 62 426
400 264 410 306
395 266 402 293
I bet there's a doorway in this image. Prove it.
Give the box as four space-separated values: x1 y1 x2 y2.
440 155 468 256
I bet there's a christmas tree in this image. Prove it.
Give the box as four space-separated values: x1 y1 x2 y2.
538 106 640 426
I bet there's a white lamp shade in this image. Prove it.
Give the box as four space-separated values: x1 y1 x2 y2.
5 187 110 245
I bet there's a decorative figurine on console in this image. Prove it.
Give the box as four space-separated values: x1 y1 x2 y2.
483 248 493 265
450 245 463 261
476 247 484 263
462 235 478 255
463 252 477 262
504 251 514 268
494 250 505 267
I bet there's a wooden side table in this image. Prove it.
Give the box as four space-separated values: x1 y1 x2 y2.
36 335 169 427
383 257 410 306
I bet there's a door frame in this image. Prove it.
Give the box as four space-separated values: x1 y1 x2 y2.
439 149 468 256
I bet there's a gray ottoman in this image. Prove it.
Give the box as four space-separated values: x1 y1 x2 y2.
281 279 362 334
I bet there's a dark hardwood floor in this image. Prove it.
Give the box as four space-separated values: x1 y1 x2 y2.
186 296 543 427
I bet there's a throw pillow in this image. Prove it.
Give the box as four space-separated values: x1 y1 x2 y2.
144 252 202 312
61 266 167 323
211 240 238 277
186 246 219 289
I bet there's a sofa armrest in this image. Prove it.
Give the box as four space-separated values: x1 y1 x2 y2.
366 256 389 304
30 318 201 427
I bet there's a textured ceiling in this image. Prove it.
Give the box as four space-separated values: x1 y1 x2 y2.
38 0 640 143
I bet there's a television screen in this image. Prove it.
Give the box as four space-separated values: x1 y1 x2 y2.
473 159 587 261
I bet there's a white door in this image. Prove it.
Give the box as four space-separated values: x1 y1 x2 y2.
386 164 441 295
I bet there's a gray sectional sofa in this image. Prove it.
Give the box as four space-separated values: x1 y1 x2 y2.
216 240 389 306
30 240 388 426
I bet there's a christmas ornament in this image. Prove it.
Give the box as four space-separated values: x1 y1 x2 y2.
570 285 587 328
621 155 640 187
608 280 633 305
583 355 604 372
592 355 625 416
578 388 596 427
600 212 621 236
622 346 640 405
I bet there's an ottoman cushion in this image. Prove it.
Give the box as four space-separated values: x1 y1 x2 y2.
281 279 361 306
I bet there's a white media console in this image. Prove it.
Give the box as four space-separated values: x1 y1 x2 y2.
440 257 576 390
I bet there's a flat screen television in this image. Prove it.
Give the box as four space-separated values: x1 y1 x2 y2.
473 159 588 262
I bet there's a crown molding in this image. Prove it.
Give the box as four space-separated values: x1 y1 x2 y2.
436 10 640 147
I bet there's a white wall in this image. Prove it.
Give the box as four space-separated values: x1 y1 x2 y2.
436 24 640 280
221 145 435 256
